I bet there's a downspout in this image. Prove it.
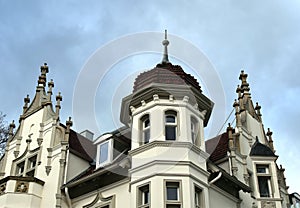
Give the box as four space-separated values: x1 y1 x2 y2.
209 172 222 185
65 187 72 208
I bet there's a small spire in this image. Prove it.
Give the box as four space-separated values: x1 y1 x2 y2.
233 99 242 127
23 94 30 113
267 128 275 152
8 120 15 137
161 30 170 64
239 70 250 95
255 102 262 120
47 79 54 99
37 63 49 88
236 85 244 112
55 92 62 116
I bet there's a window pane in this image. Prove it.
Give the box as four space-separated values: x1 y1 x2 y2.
100 142 109 164
28 155 37 169
166 126 176 140
166 115 176 123
144 119 150 128
195 187 201 207
144 189 150 204
258 177 270 197
166 205 181 208
144 129 150 144
16 161 25 175
257 165 268 173
167 187 178 200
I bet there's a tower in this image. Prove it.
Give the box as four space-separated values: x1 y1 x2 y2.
119 30 214 208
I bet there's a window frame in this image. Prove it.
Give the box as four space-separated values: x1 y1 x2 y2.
164 180 182 208
190 117 198 145
141 115 151 145
194 185 203 208
15 154 38 177
165 111 177 141
98 140 113 167
256 164 273 198
137 182 151 208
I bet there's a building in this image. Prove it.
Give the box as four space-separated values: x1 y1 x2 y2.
0 32 293 208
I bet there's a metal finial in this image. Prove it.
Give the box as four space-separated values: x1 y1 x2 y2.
161 30 170 64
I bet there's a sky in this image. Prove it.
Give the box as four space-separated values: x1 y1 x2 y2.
1 0 300 193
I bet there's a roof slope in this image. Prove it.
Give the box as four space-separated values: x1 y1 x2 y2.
206 132 229 162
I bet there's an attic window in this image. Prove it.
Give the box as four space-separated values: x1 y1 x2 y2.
99 140 112 166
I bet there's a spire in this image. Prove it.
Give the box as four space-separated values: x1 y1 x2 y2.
266 128 275 152
47 79 54 100
255 102 262 120
55 92 62 116
23 94 30 113
37 63 48 88
161 30 170 64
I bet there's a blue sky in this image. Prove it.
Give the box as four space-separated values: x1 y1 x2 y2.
1 1 299 192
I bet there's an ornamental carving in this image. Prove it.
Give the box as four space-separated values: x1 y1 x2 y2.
261 201 276 208
0 183 6 195
15 181 29 193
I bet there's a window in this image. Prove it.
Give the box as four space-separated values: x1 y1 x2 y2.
141 115 150 144
191 117 198 144
138 184 150 208
15 155 38 177
256 165 272 197
99 141 110 165
194 187 202 208
165 111 177 141
26 155 37 177
16 161 25 176
165 181 181 208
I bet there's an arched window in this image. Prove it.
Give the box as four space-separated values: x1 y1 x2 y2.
141 115 150 144
165 111 177 141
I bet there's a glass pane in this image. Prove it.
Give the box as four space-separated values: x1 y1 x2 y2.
167 187 178 200
257 165 268 173
166 126 176 140
144 189 150 204
166 204 181 208
144 119 150 128
258 177 270 197
17 161 25 175
100 142 109 164
166 115 176 123
144 129 150 144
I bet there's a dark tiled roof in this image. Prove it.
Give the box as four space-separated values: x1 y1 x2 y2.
133 62 201 93
206 132 229 162
250 139 275 157
60 124 96 163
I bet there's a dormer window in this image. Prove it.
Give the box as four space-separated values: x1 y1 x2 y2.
95 133 130 169
165 111 177 141
141 115 150 144
98 140 112 166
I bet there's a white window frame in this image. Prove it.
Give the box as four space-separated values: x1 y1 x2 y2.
141 115 150 145
98 140 113 167
164 180 182 208
165 111 177 141
194 185 203 208
191 117 198 145
137 183 150 208
15 154 38 177
256 164 273 198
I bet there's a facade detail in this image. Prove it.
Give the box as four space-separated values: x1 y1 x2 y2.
0 32 295 207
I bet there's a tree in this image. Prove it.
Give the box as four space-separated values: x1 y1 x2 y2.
0 112 9 157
